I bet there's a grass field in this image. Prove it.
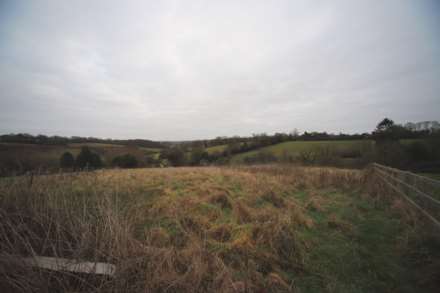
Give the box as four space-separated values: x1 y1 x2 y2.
1 165 437 292
206 144 229 154
230 140 374 163
67 142 125 148
0 142 162 172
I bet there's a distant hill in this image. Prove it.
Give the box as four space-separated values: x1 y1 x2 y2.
0 133 165 149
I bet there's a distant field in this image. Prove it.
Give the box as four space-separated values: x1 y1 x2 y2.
400 138 424 145
70 143 162 154
67 142 125 148
0 142 162 171
139 146 162 153
206 144 228 154
231 140 374 163
0 165 436 292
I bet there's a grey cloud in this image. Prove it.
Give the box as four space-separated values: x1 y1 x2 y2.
0 0 439 140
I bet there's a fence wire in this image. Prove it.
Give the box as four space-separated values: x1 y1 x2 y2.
372 163 440 230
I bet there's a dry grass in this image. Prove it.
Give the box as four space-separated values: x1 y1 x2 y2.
0 165 433 292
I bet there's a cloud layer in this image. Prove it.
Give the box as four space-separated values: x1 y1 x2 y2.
1 0 439 140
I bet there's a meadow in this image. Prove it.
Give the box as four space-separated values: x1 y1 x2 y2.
0 142 161 174
229 140 374 164
1 165 438 292
206 144 229 154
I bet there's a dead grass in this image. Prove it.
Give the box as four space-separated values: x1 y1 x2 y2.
0 165 433 292
209 193 233 210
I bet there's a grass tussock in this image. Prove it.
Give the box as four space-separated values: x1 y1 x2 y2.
0 165 438 292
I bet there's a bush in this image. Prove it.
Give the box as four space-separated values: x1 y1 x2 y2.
298 149 317 165
375 141 407 168
405 141 431 162
59 152 75 169
145 155 160 167
76 147 103 169
189 147 209 166
243 151 277 164
338 148 362 159
112 154 138 168
159 147 186 166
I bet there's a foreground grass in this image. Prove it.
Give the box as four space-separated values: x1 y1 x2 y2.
0 166 438 292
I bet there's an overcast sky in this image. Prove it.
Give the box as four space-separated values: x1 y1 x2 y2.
1 0 439 140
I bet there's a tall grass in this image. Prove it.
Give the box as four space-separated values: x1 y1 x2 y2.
0 166 437 292
0 172 143 291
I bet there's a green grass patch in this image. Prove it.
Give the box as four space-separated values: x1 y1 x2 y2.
231 140 374 163
296 190 418 293
206 144 228 154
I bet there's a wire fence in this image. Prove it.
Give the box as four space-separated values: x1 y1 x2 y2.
372 163 440 229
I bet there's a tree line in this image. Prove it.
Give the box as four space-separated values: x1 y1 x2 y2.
58 119 440 171
0 133 164 149
2 118 439 175
175 125 435 151
1 122 435 151
157 119 440 171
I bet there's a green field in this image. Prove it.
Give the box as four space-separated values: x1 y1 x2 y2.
0 165 437 292
231 140 374 163
67 142 125 148
206 144 228 154
0 142 162 171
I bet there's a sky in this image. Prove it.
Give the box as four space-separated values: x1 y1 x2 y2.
0 0 439 141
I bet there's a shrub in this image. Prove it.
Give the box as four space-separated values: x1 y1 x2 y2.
159 147 186 166
59 152 75 169
76 147 103 169
144 155 158 167
243 151 277 164
375 141 407 168
298 149 317 165
338 147 362 159
112 154 138 168
189 147 209 166
405 141 431 162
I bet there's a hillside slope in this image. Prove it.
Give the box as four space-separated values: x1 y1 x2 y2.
0 142 161 174
230 140 374 163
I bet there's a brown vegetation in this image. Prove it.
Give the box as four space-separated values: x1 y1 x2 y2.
0 165 438 292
